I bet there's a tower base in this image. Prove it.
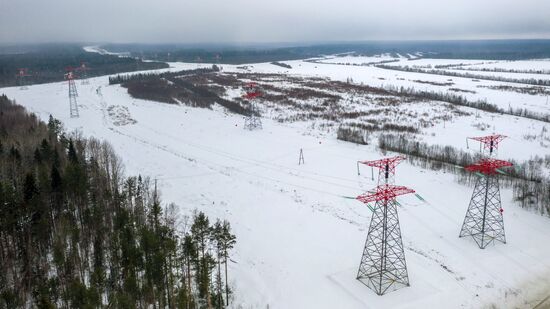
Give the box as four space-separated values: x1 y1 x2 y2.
459 175 506 249
357 199 409 295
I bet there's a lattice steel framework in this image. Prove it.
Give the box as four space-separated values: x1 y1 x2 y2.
243 82 262 130
356 183 415 295
357 156 406 185
78 62 90 85
16 68 31 90
469 134 507 157
66 67 79 118
459 158 513 249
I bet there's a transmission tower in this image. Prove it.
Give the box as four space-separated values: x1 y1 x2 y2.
243 82 262 130
355 156 414 295
65 67 79 118
16 68 31 90
460 134 512 249
77 62 90 85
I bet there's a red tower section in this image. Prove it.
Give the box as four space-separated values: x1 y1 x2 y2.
469 134 507 156
465 158 513 176
243 82 262 100
357 155 406 185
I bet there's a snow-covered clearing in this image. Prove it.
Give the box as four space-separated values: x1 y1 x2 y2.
316 54 402 65
462 60 550 72
2 55 550 308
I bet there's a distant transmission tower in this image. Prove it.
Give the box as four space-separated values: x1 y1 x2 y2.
468 134 507 157
355 156 414 295
16 68 31 90
243 82 262 130
460 134 512 249
78 62 90 85
65 67 79 118
357 155 406 184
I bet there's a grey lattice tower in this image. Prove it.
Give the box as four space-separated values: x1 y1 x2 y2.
356 184 414 295
243 82 263 130
66 68 79 118
459 175 506 248
78 62 90 85
459 158 512 249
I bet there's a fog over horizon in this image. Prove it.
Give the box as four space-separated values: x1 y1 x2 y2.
1 0 550 44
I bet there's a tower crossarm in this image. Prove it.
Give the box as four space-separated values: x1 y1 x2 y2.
358 155 406 171
16 68 31 77
465 158 513 175
469 134 507 154
356 184 415 204
77 62 90 72
243 82 262 99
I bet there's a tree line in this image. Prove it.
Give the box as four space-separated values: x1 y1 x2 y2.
382 85 550 124
108 67 219 85
0 94 236 308
377 64 550 86
110 66 255 117
0 45 168 87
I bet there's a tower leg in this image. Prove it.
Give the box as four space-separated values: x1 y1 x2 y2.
357 199 409 295
459 175 506 249
69 79 79 118
243 104 262 130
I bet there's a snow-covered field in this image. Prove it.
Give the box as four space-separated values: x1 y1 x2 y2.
2 55 550 308
462 60 550 72
316 54 402 65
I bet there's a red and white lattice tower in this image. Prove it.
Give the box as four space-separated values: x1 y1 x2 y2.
459 157 513 249
65 67 79 118
355 155 414 295
77 62 90 85
243 82 262 130
16 68 31 90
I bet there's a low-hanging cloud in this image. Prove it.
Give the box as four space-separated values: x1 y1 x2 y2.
1 0 549 43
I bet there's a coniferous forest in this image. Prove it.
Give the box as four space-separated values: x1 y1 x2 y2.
0 94 236 308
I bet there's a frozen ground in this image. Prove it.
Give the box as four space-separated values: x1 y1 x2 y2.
462 60 550 72
316 54 402 65
2 55 550 308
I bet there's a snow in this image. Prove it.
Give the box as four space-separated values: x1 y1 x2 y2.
316 54 401 65
2 55 550 308
462 60 550 72
83 45 131 57
219 59 550 116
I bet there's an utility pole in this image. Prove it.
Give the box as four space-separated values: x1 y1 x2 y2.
298 149 305 165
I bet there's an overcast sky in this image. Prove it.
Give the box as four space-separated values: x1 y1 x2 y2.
1 0 550 44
